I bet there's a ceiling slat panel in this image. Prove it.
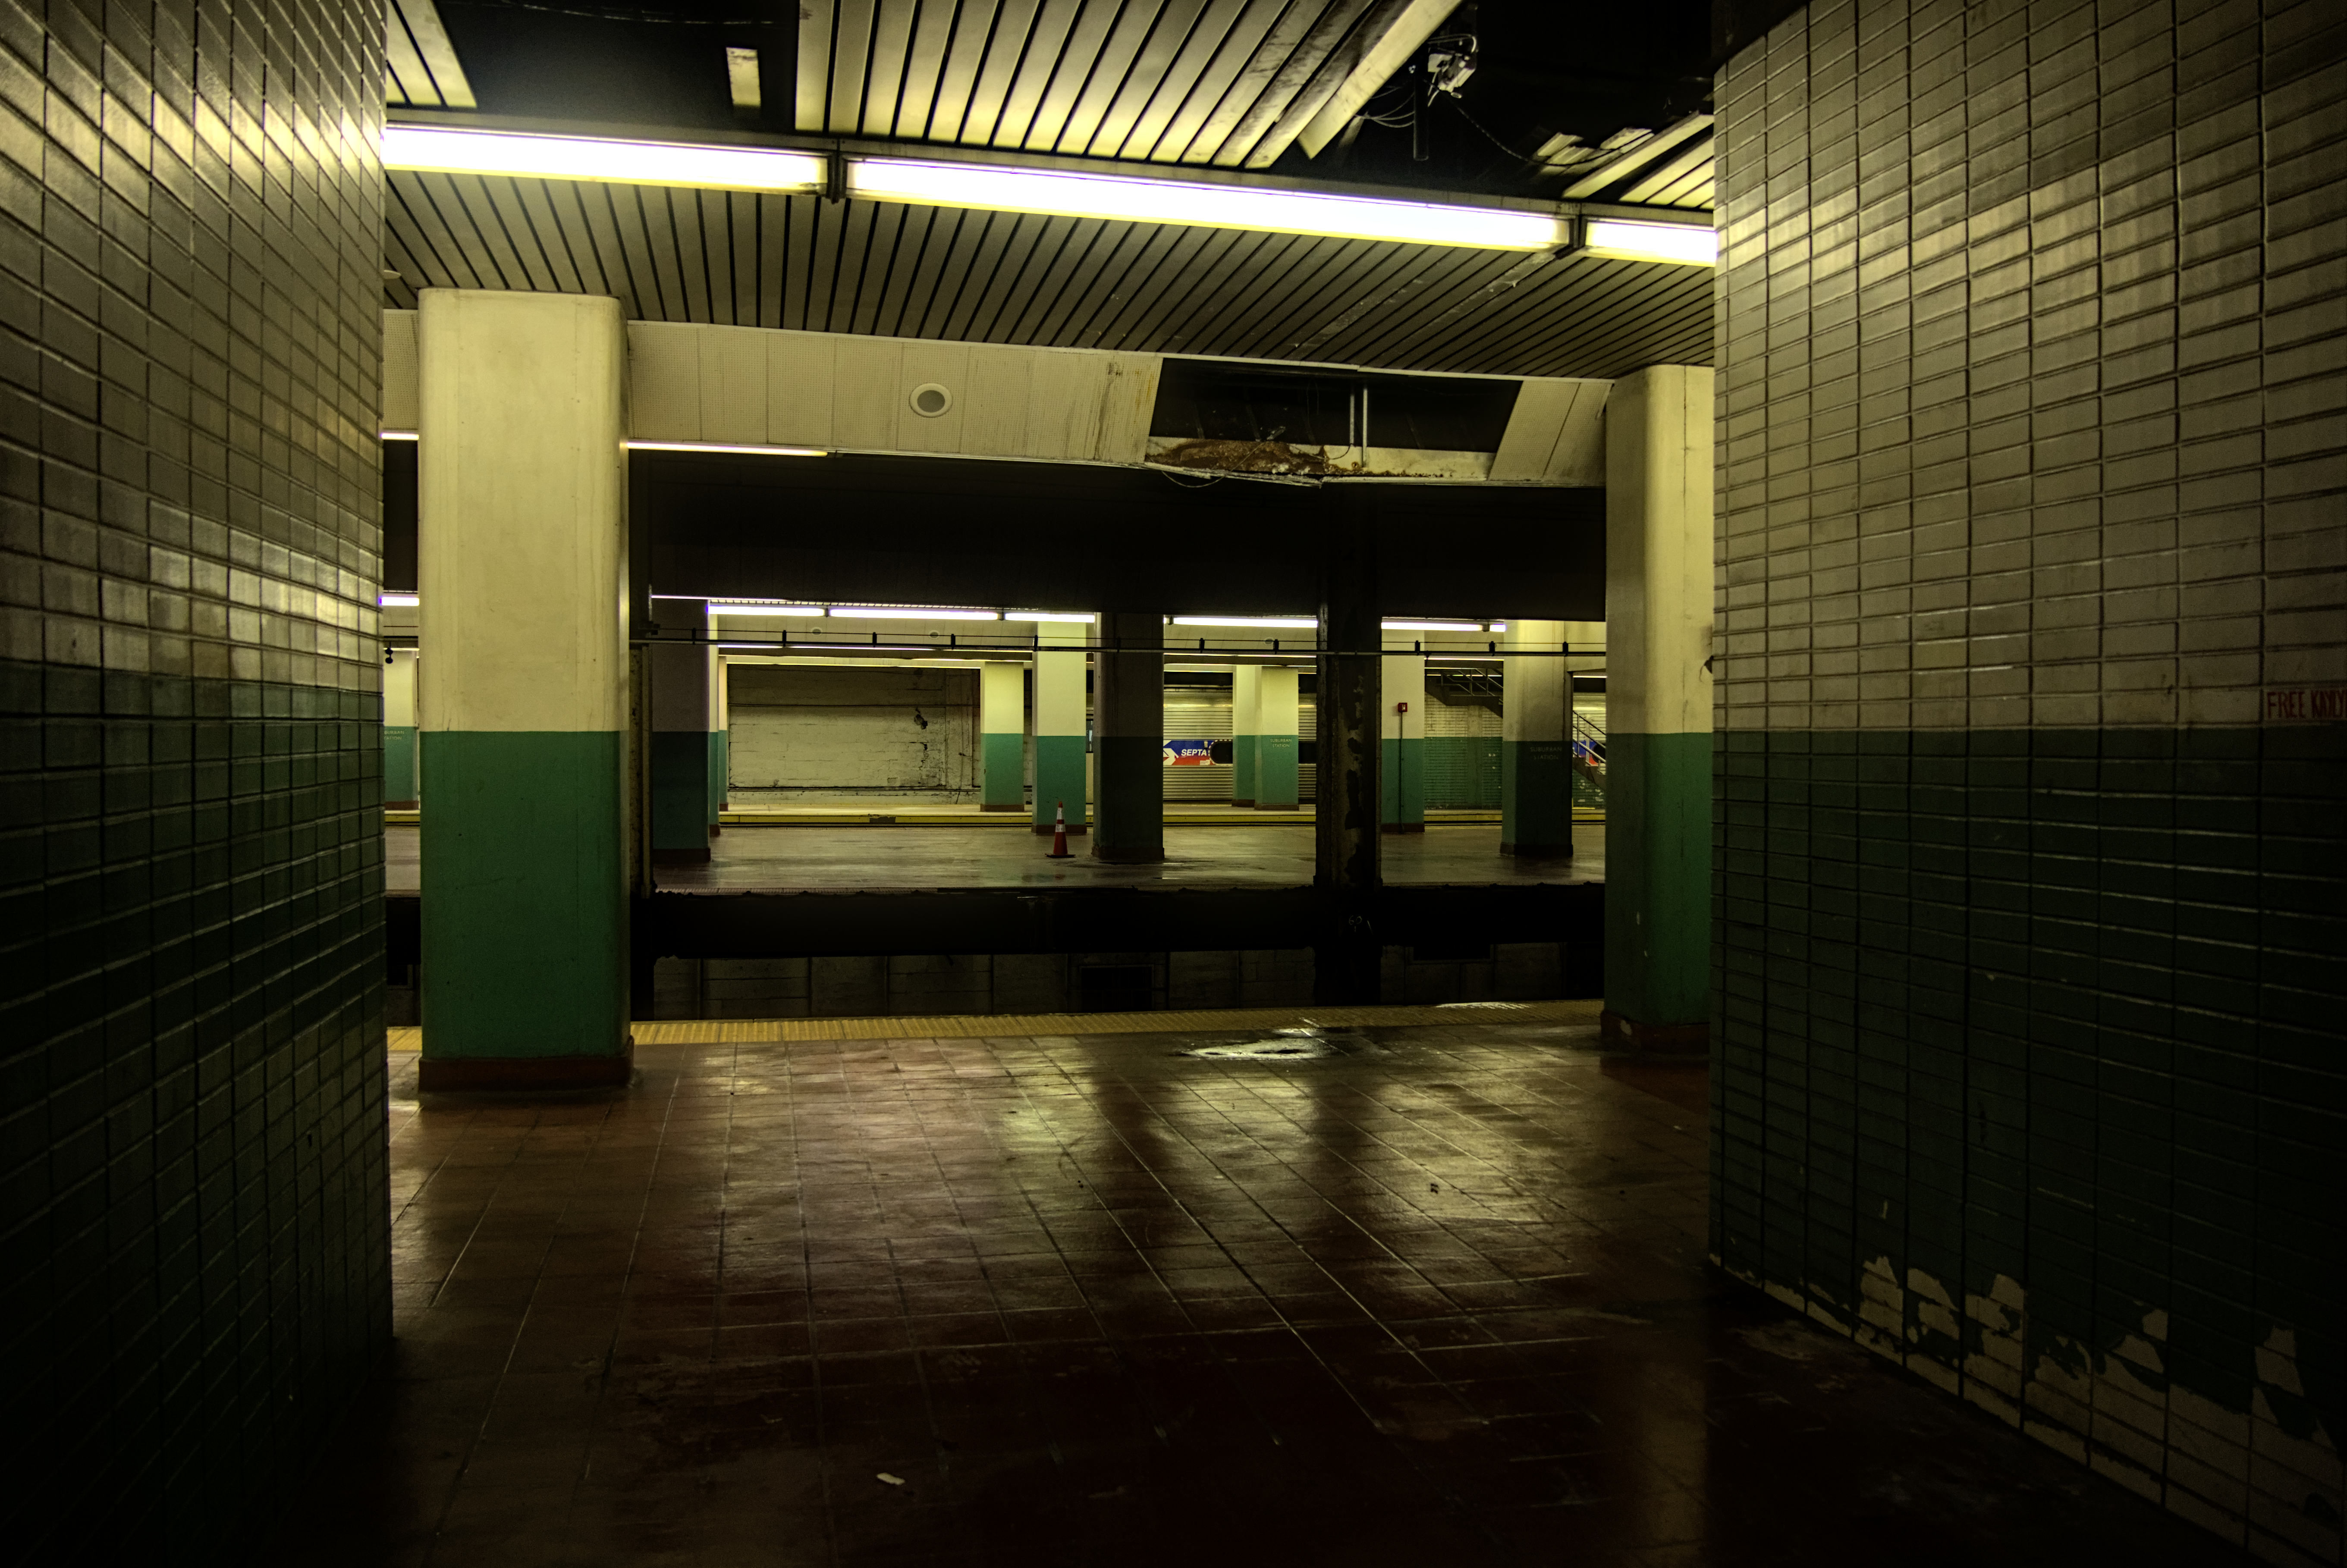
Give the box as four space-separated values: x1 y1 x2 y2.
1022 0 1131 153
1118 0 1260 162
384 179 1715 379
994 0 1084 148
796 0 835 132
893 0 961 138
1060 0 1195 157
829 0 881 136
953 0 1041 144
1202 0 1364 167
923 0 999 142
861 0 920 138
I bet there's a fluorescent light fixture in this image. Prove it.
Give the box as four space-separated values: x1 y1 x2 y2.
1005 611 1097 623
829 606 1000 621
380 430 418 441
1486 621 1509 632
379 125 1568 250
383 125 825 194
1382 619 1483 632
1580 217 1717 266
710 603 823 616
378 593 419 607
1172 615 1320 629
628 440 827 457
850 158 1565 251
790 642 938 652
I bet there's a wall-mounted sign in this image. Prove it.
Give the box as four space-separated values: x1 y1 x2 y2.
1163 739 1220 765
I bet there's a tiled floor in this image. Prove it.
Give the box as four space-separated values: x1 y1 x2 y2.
379 823 1605 895
269 1020 2234 1566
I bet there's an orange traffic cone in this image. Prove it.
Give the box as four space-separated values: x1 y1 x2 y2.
1047 799 1071 858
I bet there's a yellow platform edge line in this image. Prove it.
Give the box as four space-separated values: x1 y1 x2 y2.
384 999 1603 1052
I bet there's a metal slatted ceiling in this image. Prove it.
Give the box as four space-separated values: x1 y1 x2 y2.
383 172 1713 378
1561 114 1713 211
388 0 477 108
796 0 1406 170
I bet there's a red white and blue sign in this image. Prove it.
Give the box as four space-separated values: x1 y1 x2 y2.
1163 739 1218 765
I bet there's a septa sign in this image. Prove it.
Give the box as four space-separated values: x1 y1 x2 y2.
1163 739 1218 765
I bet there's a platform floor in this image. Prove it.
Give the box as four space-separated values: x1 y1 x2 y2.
381 823 1603 894
265 1013 2235 1567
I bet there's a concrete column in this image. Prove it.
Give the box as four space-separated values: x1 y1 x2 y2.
1380 633 1426 832
979 661 1025 810
418 289 630 1089
1031 621 1088 833
1501 619 1573 857
649 599 714 863
1315 525 1381 1002
382 648 419 807
1603 365 1715 1052
711 655 729 822
1229 663 1261 806
1254 666 1300 809
1091 611 1163 862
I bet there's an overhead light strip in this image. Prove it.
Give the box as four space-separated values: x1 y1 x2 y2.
1580 217 1717 266
382 126 1572 252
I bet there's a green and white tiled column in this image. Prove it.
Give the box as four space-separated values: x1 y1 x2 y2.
1501 620 1572 856
649 599 715 863
709 656 729 828
1602 364 1713 1053
1030 621 1088 834
417 289 632 1090
1254 665 1301 810
382 647 419 807
1229 663 1261 806
980 661 1025 811
1381 633 1426 832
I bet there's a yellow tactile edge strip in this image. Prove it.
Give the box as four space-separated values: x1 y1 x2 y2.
384 998 1602 1053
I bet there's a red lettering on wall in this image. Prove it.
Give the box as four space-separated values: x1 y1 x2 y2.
2265 689 2347 721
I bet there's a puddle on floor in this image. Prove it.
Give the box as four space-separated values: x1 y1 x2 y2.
1175 1027 1385 1061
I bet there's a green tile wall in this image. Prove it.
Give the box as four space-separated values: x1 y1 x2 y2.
0 0 388 1559
1713 1 2347 1560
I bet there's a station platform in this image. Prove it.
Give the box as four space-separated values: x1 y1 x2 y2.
382 822 1605 895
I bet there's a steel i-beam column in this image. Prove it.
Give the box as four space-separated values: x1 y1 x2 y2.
1031 621 1090 834
1091 612 1164 862
1603 365 1715 1053
649 598 714 863
979 660 1026 810
1315 501 1381 1002
418 289 631 1090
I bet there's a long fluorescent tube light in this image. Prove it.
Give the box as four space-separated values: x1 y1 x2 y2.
628 440 827 457
1005 611 1097 623
1382 619 1482 631
829 606 1000 621
851 157 1563 250
1172 615 1320 629
380 127 1570 250
381 430 418 441
383 125 825 193
378 593 419 607
1580 217 1717 266
710 603 823 616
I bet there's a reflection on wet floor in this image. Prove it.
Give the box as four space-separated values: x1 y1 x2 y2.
380 823 1604 894
268 1021 2234 1567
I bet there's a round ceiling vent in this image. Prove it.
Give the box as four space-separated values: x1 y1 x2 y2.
909 383 952 417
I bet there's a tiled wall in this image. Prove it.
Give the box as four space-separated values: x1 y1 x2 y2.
1710 1 2344 1562
0 0 388 1557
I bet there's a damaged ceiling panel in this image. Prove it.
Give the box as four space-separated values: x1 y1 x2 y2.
381 171 1712 379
